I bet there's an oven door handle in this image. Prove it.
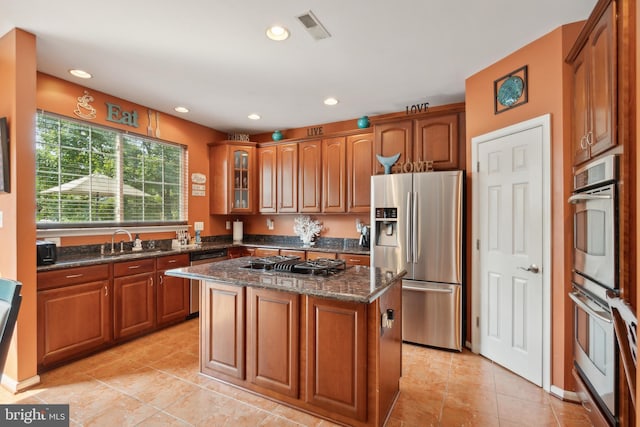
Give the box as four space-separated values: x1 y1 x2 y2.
568 291 612 324
567 193 612 204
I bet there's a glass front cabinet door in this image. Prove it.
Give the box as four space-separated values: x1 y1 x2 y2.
209 142 256 215
229 147 255 213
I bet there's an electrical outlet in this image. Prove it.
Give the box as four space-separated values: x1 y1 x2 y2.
356 218 362 232
266 218 274 230
194 221 204 231
225 220 231 230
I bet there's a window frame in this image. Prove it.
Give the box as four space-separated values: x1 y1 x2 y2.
36 111 188 229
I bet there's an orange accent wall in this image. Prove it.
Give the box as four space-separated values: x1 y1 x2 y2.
465 22 583 391
0 29 38 388
36 73 228 243
636 0 640 411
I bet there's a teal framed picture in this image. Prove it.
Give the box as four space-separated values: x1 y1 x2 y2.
494 65 528 114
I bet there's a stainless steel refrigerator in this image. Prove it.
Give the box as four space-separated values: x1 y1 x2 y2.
371 171 463 351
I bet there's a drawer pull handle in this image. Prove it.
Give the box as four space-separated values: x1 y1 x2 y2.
168 260 177 263
65 273 83 279
160 275 163 285
128 265 141 269
349 259 360 263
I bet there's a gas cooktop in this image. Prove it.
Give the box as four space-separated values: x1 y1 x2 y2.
244 255 347 276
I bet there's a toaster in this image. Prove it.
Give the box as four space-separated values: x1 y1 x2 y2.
36 240 57 265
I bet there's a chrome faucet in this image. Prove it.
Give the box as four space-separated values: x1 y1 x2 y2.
111 229 133 254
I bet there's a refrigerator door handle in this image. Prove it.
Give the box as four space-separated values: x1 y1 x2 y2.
406 191 412 263
412 192 418 263
403 284 454 294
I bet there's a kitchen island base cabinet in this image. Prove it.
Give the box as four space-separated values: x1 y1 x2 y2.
248 288 299 397
199 278 402 427
201 282 245 380
306 297 367 421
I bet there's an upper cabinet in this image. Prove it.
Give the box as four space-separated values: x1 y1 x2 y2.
258 143 299 213
568 1 616 166
414 114 460 170
322 137 347 212
298 140 322 213
373 120 413 175
210 142 257 214
277 143 298 213
346 133 373 213
373 110 465 173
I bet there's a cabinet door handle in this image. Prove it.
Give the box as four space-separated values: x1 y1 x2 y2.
159 275 163 285
167 259 177 263
348 259 360 263
149 277 153 287
586 131 594 146
128 265 141 270
65 273 83 279
104 286 109 297
580 135 587 150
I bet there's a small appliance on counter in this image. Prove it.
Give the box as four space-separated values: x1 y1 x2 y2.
36 240 57 265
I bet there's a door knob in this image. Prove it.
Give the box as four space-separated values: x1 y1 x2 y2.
518 264 540 274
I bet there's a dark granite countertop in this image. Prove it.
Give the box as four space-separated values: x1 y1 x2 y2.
37 239 370 272
165 257 403 303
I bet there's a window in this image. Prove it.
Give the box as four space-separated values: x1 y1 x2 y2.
36 112 187 227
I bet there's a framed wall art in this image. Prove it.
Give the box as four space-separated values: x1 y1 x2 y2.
494 65 528 114
0 117 9 193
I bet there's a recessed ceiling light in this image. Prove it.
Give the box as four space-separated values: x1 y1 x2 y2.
248 113 261 120
69 69 92 79
266 25 290 41
323 97 339 106
174 106 189 113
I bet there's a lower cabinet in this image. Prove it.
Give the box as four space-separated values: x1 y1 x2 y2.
37 278 111 369
247 288 299 397
156 254 190 326
305 296 367 421
201 281 245 379
338 253 370 266
113 258 156 340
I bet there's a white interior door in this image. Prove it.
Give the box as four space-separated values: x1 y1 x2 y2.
475 119 547 387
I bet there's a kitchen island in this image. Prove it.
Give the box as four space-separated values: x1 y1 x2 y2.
166 257 404 427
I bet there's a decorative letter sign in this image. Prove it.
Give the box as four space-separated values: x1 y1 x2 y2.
105 102 139 128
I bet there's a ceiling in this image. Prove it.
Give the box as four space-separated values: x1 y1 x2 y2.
0 0 596 135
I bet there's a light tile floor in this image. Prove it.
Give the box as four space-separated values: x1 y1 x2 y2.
1 319 591 426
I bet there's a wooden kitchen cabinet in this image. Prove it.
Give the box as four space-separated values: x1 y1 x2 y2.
258 146 277 213
347 133 373 212
373 120 413 174
373 109 465 173
254 247 280 257
322 136 347 212
201 281 245 380
305 296 367 421
414 113 459 170
113 258 156 340
209 141 257 214
298 140 322 212
306 251 336 260
156 254 190 326
280 249 305 259
568 1 616 166
37 264 111 369
278 143 298 212
337 253 370 267
247 288 299 398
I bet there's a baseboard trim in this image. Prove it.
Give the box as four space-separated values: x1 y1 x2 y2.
550 385 580 402
1 374 41 394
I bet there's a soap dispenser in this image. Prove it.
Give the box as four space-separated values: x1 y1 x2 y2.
132 234 143 251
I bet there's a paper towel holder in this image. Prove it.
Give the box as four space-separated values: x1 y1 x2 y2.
233 219 243 243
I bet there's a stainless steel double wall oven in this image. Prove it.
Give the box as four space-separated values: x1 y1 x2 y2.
568 154 618 426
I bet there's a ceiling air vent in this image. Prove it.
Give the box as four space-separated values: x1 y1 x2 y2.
296 10 331 40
